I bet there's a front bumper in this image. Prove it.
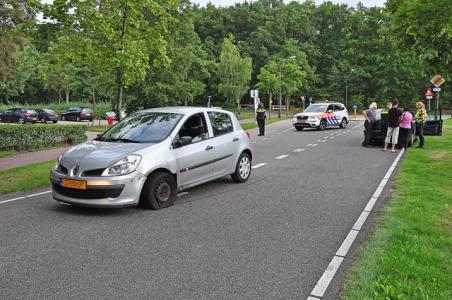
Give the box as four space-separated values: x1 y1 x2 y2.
50 170 147 207
293 119 319 127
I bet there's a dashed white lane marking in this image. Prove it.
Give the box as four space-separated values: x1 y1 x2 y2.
283 128 291 132
307 297 321 300
308 148 405 299
321 140 327 143
311 143 318 147
317 139 322 142
177 192 189 197
0 190 52 205
330 136 335 139
252 163 267 169
307 144 313 146
262 138 268 141
293 148 305 153
275 154 289 160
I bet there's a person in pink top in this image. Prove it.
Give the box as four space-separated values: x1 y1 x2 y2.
399 107 413 149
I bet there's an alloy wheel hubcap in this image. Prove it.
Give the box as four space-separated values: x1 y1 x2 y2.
239 156 251 179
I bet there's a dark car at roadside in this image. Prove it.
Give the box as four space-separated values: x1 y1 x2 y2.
36 109 60 123
61 107 94 122
0 108 38 124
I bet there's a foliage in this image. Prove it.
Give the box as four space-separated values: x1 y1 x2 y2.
217 36 252 114
0 124 86 151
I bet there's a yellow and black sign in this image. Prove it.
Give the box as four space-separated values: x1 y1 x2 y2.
430 75 445 87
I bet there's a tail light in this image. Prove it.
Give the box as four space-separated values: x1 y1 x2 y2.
24 113 30 117
80 112 85 116
246 131 251 139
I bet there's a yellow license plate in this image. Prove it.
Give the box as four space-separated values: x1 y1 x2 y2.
297 120 306 123
60 179 87 190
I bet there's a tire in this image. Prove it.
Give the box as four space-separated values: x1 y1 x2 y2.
140 171 177 210
18 118 25 124
52 120 58 124
339 118 348 129
231 152 252 183
318 119 327 131
61 116 65 121
41 118 46 124
76 116 81 122
295 126 304 131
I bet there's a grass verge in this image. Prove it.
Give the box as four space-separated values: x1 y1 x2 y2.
241 117 291 130
0 161 54 194
0 150 16 158
341 123 452 299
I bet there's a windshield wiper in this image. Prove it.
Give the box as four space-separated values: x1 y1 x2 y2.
102 138 141 143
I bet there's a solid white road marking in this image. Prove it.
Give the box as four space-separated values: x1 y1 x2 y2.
275 155 289 160
310 256 344 297
26 191 52 197
308 148 405 299
252 163 267 169
0 196 26 205
177 192 189 197
307 297 321 300
336 229 359 257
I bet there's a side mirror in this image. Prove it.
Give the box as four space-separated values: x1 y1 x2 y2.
174 136 192 148
327 110 333 113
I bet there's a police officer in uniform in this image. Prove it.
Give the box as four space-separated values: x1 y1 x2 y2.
256 102 267 136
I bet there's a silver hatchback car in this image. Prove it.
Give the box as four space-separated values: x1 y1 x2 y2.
50 107 252 209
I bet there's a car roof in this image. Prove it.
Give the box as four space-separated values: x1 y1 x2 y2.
311 102 344 105
138 106 232 115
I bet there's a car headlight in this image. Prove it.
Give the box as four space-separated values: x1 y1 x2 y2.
102 154 141 176
308 116 315 120
53 154 62 171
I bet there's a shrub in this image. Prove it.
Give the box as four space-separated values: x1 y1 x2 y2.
0 125 87 151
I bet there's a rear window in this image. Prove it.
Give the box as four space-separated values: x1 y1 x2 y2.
82 108 92 112
68 107 81 112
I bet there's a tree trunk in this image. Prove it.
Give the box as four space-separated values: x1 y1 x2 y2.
92 85 96 107
116 6 128 122
58 89 62 104
268 92 272 120
236 98 241 116
285 94 289 116
116 76 123 121
65 87 69 104
184 98 187 106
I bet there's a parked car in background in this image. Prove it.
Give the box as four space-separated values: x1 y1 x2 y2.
36 109 60 123
61 107 94 122
51 107 253 209
0 108 38 124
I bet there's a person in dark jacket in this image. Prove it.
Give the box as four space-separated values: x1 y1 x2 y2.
256 102 267 136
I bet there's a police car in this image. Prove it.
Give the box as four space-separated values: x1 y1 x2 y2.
292 102 349 131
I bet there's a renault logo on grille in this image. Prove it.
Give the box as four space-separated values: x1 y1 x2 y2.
72 165 80 176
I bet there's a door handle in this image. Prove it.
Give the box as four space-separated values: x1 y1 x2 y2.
233 137 239 142
205 145 214 151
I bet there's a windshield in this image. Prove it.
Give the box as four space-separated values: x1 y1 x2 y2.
99 112 183 143
304 105 327 113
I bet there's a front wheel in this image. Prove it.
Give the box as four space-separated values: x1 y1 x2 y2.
231 152 251 183
52 120 58 124
61 116 65 121
318 119 327 131
76 116 81 122
140 171 177 210
41 118 46 124
339 118 348 128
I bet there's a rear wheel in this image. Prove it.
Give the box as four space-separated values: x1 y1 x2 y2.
52 120 58 124
18 118 25 124
140 171 176 210
318 119 327 131
41 118 46 124
231 152 251 183
339 118 348 129
61 116 65 121
76 116 81 122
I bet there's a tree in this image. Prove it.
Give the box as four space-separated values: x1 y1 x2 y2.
0 43 39 102
0 0 37 80
217 36 252 115
46 0 178 119
387 0 452 77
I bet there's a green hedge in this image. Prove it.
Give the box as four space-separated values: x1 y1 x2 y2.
0 125 87 151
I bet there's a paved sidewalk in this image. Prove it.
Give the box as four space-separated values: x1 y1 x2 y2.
0 131 98 171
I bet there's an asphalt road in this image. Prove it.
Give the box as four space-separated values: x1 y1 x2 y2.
0 120 399 299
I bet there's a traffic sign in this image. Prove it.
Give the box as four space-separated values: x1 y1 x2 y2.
433 87 441 92
426 96 433 100
430 75 445 87
352 104 358 109
424 87 434 97
250 89 258 98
